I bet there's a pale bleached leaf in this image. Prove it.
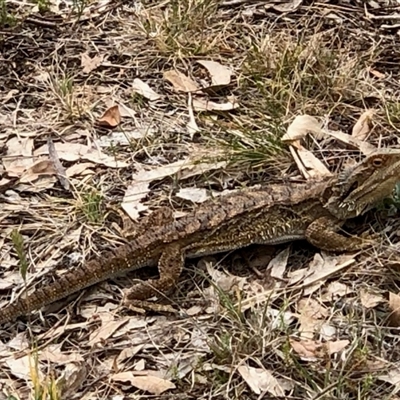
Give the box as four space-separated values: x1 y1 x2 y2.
121 160 193 220
48 136 69 190
320 323 337 340
111 372 176 395
388 292 400 327
117 346 145 369
39 344 84 364
187 93 200 138
197 60 232 86
59 362 89 398
66 162 95 178
176 188 209 203
3 137 34 176
325 340 349 355
267 0 302 12
297 298 328 339
377 367 400 394
192 97 239 111
238 364 285 396
360 288 384 309
267 247 290 279
19 159 57 184
5 355 35 380
325 130 376 155
0 270 25 289
122 158 226 220
321 281 352 301
121 180 149 220
118 103 137 118
267 308 295 330
206 261 247 292
132 78 162 101
164 70 199 92
282 115 325 142
87 318 130 347
302 253 355 296
290 146 331 180
289 339 320 360
81 52 104 74
34 142 129 168
352 109 374 140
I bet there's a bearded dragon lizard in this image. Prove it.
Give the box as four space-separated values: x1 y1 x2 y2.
1 149 400 325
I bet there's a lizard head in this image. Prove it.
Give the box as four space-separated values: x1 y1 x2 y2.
327 149 400 219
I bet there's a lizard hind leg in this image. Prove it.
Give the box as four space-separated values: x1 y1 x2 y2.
124 243 184 308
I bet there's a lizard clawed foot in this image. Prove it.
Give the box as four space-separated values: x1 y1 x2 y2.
357 231 381 249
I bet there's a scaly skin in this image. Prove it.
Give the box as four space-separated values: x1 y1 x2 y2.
1 149 400 324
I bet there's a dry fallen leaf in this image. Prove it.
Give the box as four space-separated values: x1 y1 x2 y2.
325 340 349 355
388 292 400 327
267 308 295 330
197 60 232 87
367 66 385 79
176 188 209 203
265 0 302 12
3 137 34 176
290 339 321 360
360 288 384 309
192 97 239 111
206 261 247 292
87 318 129 347
97 105 121 128
39 344 84 364
66 162 95 178
187 93 200 138
34 142 129 168
121 160 196 220
290 146 331 180
59 362 89 398
290 338 349 360
0 270 25 290
163 70 200 92
19 159 57 183
5 356 35 381
81 52 104 74
282 115 325 142
321 281 352 301
117 346 144 369
377 367 400 394
325 130 376 155
111 372 176 395
297 298 328 339
287 268 309 285
352 109 374 140
267 247 290 280
38 322 90 342
122 158 226 220
238 364 285 396
132 78 162 101
301 253 355 296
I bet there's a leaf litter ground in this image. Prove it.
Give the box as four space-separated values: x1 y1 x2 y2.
2 0 400 399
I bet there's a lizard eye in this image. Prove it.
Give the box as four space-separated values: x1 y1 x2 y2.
371 157 383 167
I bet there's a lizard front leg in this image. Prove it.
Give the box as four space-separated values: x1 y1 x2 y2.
305 216 372 252
125 243 183 302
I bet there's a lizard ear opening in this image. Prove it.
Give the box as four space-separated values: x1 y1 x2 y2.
371 157 384 167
